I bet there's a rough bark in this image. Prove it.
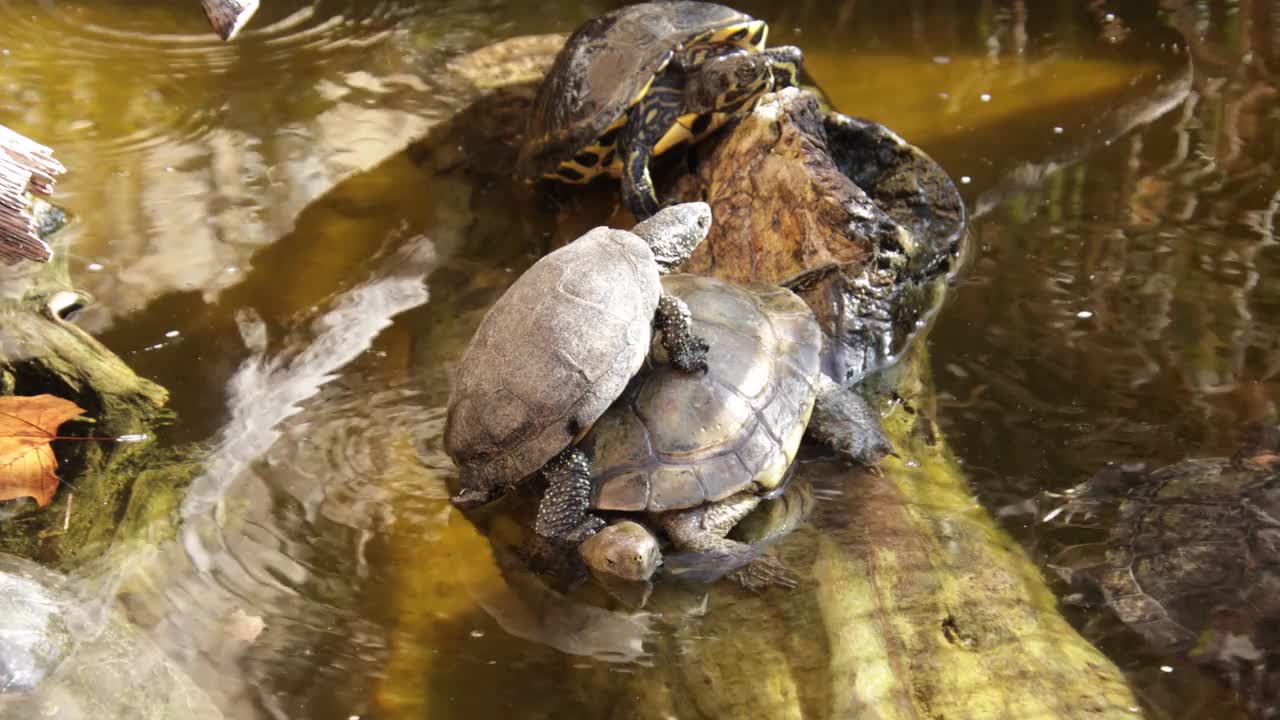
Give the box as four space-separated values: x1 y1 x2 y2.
200 0 258 41
0 126 65 265
671 88 965 381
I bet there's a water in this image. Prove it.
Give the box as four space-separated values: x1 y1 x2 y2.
0 0 1276 718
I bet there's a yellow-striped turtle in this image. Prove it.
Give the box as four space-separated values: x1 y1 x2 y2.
571 274 889 582
515 2 803 220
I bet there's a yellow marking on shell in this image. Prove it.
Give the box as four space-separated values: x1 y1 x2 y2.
675 113 700 130
755 396 816 490
703 21 766 51
630 70 659 106
544 119 626 182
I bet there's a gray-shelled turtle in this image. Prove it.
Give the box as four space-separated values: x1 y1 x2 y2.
516 1 802 220
444 202 713 545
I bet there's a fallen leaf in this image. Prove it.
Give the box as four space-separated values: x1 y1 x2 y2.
0 394 85 507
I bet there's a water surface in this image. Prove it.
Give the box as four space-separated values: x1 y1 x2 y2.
1 1 1274 718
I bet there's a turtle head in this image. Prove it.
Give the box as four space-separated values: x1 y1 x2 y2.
766 45 804 89
632 201 712 272
685 48 773 113
579 520 661 582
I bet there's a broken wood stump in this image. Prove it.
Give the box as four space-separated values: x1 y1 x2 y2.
201 0 259 41
0 125 65 265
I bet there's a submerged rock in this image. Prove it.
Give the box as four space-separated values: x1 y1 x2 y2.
0 553 223 719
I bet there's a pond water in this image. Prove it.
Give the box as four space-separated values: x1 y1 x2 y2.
1 0 1277 718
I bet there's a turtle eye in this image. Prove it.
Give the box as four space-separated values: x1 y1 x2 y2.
606 558 616 567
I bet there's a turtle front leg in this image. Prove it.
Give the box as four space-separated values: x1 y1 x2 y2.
655 293 709 373
810 374 891 464
535 447 605 544
619 71 685 220
660 493 797 590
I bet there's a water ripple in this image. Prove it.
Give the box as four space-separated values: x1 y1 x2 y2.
0 1 416 69
0 0 422 159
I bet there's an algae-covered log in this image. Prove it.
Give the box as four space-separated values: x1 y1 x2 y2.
0 203 178 569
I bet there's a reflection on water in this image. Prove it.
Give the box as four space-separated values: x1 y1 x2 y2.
1 0 1278 718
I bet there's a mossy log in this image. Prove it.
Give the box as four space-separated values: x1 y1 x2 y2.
0 202 180 569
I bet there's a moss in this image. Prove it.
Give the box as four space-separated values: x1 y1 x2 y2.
0 438 203 572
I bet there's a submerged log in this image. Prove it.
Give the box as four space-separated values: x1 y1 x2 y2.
0 125 65 265
201 0 258 41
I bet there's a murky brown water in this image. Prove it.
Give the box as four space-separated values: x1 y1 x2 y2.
2 0 1278 718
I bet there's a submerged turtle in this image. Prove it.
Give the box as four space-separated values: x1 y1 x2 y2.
516 1 803 220
444 202 713 545
1045 431 1280 715
561 273 889 585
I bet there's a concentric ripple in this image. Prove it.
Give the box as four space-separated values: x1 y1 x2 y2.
122 382 452 719
0 0 420 157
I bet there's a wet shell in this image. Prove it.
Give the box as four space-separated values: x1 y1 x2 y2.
583 274 822 512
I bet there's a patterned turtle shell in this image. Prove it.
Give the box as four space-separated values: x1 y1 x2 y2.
582 274 823 512
516 2 769 184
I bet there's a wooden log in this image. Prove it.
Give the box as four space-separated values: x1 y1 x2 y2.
0 200 173 568
201 0 259 41
0 125 65 265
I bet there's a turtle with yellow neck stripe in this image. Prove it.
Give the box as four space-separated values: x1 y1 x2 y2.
515 1 802 220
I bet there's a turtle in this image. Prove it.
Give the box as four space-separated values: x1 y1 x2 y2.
1044 428 1280 716
515 1 804 220
558 273 889 585
580 474 817 592
443 202 714 546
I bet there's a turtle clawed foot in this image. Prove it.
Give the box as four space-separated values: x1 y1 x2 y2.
451 487 497 511
671 333 710 374
656 293 710 373
730 553 798 592
535 448 602 543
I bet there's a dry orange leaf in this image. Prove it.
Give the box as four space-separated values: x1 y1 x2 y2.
0 394 85 507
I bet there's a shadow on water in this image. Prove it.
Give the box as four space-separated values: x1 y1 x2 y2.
5 0 1280 718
